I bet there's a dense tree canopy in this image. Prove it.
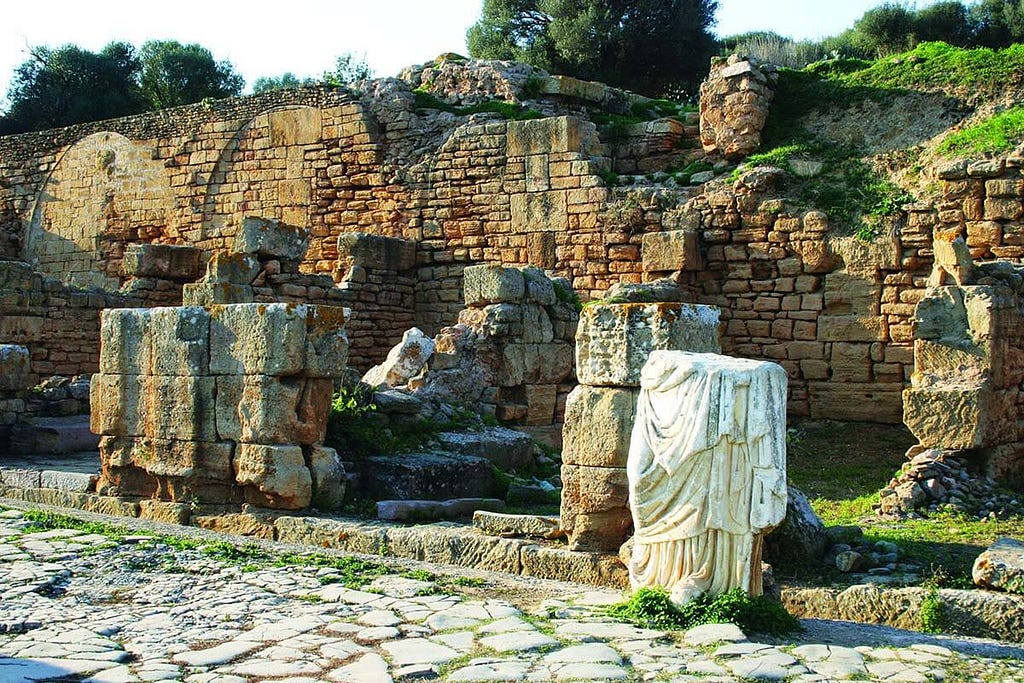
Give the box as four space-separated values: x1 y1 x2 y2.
466 0 718 97
0 40 243 135
138 40 243 109
0 42 147 134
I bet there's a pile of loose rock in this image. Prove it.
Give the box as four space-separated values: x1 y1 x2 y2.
878 448 1024 520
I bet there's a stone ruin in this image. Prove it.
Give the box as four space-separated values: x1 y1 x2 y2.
91 222 351 511
882 232 1024 516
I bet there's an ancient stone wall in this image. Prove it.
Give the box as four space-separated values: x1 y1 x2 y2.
2 58 1023 424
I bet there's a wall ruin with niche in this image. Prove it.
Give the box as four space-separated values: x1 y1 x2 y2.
2 60 1023 424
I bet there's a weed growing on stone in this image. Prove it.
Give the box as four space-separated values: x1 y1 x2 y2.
607 587 801 635
920 587 946 634
20 509 127 539
937 106 1024 157
412 89 543 120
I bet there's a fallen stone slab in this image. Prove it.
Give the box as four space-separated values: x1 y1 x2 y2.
377 498 505 522
473 511 563 539
434 427 535 471
974 537 1024 595
8 415 98 455
360 452 495 501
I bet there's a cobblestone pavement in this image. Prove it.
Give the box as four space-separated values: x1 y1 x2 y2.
2 506 1023 683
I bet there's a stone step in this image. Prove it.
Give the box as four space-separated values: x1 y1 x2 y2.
7 415 98 455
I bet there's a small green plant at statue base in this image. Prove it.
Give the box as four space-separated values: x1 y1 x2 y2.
608 586 800 635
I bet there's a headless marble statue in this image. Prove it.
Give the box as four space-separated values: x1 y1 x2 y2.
627 351 788 606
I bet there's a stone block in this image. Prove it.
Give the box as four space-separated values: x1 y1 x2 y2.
360 452 494 501
575 303 721 386
904 385 998 450
433 427 535 471
464 265 525 306
642 230 702 272
562 386 638 468
524 384 558 426
0 344 31 391
521 305 554 343
816 315 888 342
0 260 34 289
139 499 192 525
973 537 1024 594
209 303 307 376
99 436 234 481
539 76 606 103
182 282 254 306
99 309 152 376
337 232 417 271
559 464 632 551
304 305 350 378
459 304 523 338
234 443 312 510
269 106 322 146
234 216 309 261
473 511 563 539
145 375 217 442
149 306 210 376
497 343 574 386
510 191 568 233
823 272 881 316
121 243 202 281
90 374 145 436
807 383 904 423
523 267 557 306
309 445 347 511
204 251 261 284
507 116 584 156
216 375 332 445
362 327 434 388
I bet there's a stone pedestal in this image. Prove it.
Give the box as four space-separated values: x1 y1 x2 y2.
560 301 720 552
92 302 350 510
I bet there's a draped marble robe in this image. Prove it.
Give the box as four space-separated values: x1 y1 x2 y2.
627 351 788 605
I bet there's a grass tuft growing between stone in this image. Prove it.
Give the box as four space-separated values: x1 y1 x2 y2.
607 587 800 635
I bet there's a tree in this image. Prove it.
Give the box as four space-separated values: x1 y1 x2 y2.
914 1 973 45
322 53 373 86
466 0 719 97
970 0 1024 47
0 42 146 134
138 40 243 109
253 72 312 93
849 2 916 56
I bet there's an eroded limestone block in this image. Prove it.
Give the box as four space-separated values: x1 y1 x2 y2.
309 445 347 511
337 232 417 271
360 452 494 501
575 303 721 386
362 327 435 388
458 304 523 338
433 427 535 471
182 282 255 306
642 230 702 273
464 265 526 306
149 306 210 376
99 309 152 376
0 344 31 391
204 251 261 284
473 510 563 539
559 464 632 551
562 386 638 469
903 385 998 450
234 216 309 261
100 436 233 480
121 243 202 281
215 375 332 445
305 306 350 378
507 116 584 156
521 305 554 344
973 537 1024 594
523 267 557 306
209 303 307 376
90 374 145 436
234 443 312 510
497 342 574 386
144 375 217 442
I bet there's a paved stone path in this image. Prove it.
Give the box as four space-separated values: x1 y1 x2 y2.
1 505 1023 682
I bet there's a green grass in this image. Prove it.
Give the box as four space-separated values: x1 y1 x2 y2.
608 587 801 635
20 509 128 539
937 105 1024 157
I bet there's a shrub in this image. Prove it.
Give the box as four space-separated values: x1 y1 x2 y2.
608 587 801 635
936 105 1024 157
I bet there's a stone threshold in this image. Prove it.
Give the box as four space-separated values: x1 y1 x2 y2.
0 480 629 589
2 467 1022 643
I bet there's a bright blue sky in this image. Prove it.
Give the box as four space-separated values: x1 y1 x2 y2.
1 1 947 97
